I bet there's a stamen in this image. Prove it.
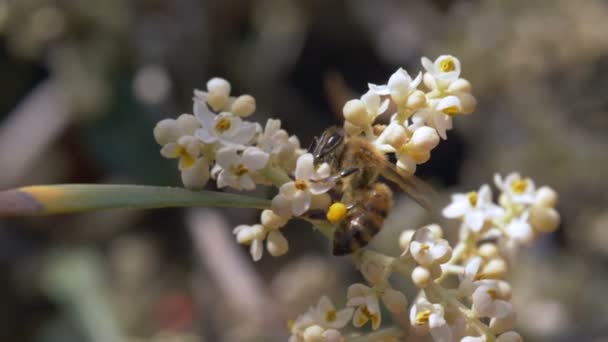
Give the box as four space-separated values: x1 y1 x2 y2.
415 310 431 325
294 179 308 191
468 191 478 207
235 164 249 176
439 58 456 72
511 179 528 194
325 309 337 322
215 117 232 133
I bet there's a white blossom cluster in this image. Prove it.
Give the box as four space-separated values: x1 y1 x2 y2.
288 173 560 341
154 55 475 262
153 56 560 341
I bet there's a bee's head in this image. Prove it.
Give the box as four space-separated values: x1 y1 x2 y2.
310 126 345 164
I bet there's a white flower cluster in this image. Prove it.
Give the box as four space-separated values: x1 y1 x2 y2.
154 77 304 191
344 55 476 175
154 55 476 264
289 173 559 341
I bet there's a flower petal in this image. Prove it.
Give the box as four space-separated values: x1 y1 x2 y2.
295 153 315 180
292 190 312 216
242 147 269 170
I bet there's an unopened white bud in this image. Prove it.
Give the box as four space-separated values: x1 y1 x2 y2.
231 94 256 117
153 119 180 145
529 206 560 233
382 288 408 314
399 229 416 253
410 150 430 164
496 331 522 342
181 158 209 190
303 325 324 342
321 329 342 342
423 224 443 239
383 123 408 148
176 114 200 135
235 224 264 244
490 311 516 334
535 186 558 208
423 72 436 90
478 243 499 259
266 231 288 256
409 126 440 152
261 209 287 230
481 258 508 279
412 266 432 288
447 78 472 93
496 280 512 300
458 93 477 114
206 77 231 111
343 99 369 127
406 90 426 110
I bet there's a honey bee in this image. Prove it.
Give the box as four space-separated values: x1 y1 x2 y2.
311 126 433 255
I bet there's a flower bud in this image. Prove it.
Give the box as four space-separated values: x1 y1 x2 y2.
322 329 342 342
490 311 516 334
343 99 369 127
535 186 558 208
382 288 408 314
412 266 432 288
529 206 560 233
409 126 440 152
406 90 427 110
303 325 324 342
383 123 408 148
424 223 443 239
176 113 200 135
344 121 364 136
478 243 499 259
399 229 416 253
447 78 472 93
458 93 477 114
261 209 287 230
181 158 209 190
496 331 522 342
267 231 288 256
481 258 508 279
205 78 231 111
231 94 256 117
153 119 180 145
235 224 263 244
496 280 512 300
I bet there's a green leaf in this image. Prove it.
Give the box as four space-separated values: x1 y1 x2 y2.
0 184 270 217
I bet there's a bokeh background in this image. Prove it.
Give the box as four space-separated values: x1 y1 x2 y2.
1 0 608 341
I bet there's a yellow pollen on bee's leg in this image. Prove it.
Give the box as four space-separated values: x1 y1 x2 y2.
468 191 478 207
511 179 528 194
214 117 232 133
294 179 308 191
415 310 431 325
325 309 337 322
439 58 456 72
235 164 249 176
326 202 347 223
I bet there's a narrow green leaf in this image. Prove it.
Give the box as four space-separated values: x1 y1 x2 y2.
0 184 270 217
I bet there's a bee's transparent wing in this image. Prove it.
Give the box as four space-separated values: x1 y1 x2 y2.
381 164 435 211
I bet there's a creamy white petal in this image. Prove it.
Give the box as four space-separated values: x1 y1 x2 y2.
216 147 240 169
466 210 486 232
295 153 315 180
193 100 215 129
250 238 264 261
239 175 256 190
242 147 269 170
292 190 312 216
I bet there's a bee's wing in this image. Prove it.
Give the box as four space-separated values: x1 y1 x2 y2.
380 163 435 211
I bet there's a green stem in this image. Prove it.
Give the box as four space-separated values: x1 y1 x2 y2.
349 326 402 342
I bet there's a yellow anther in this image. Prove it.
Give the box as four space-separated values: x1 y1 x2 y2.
415 310 431 325
287 319 294 330
487 288 498 300
235 164 249 176
468 191 478 207
294 179 308 191
511 179 528 194
180 154 195 169
325 309 337 322
439 58 456 72
326 202 348 223
215 117 231 133
420 243 430 251
442 105 461 116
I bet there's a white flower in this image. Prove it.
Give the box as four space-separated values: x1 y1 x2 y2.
257 119 290 155
443 185 505 232
153 114 201 145
458 257 484 297
346 283 381 330
472 284 513 319
369 68 422 106
180 157 211 190
271 153 334 217
412 97 457 140
421 55 461 90
409 227 452 267
289 310 316 342
194 77 232 112
381 288 408 314
160 135 201 170
504 211 534 245
215 147 269 190
494 173 536 205
194 101 258 148
310 296 353 329
342 90 389 129
410 298 452 342
233 224 267 261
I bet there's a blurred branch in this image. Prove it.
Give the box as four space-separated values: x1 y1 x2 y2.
0 184 271 218
0 79 71 188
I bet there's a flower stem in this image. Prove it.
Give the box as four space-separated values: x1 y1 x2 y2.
349 326 402 342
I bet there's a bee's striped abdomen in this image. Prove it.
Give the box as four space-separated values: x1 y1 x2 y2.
332 183 393 256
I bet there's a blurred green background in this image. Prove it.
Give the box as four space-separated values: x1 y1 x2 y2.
1 0 607 341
